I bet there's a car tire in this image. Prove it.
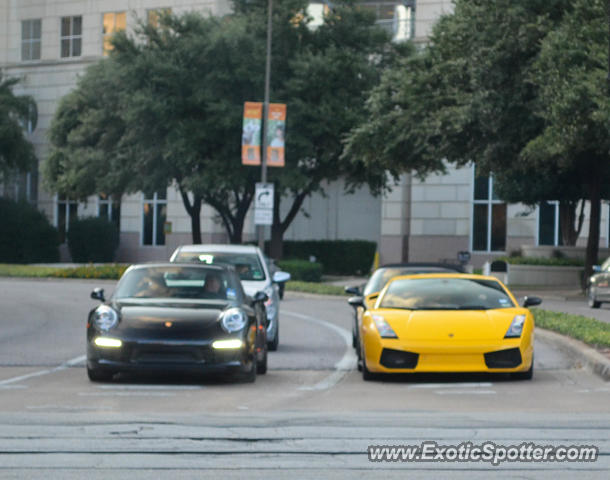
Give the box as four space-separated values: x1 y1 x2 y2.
588 288 601 309
87 366 114 382
257 346 268 375
239 357 257 383
361 348 378 381
268 322 279 351
511 361 533 380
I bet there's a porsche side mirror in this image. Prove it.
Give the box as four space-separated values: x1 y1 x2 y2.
253 291 269 303
522 296 542 308
91 288 105 302
344 286 361 296
348 296 364 308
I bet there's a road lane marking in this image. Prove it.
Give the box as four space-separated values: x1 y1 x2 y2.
283 310 356 391
409 382 494 389
0 355 85 387
435 390 496 395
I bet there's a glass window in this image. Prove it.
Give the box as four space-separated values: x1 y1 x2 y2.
472 173 506 252
147 8 172 28
60 16 82 58
102 12 126 55
114 265 242 302
21 19 41 60
56 196 78 244
379 277 515 310
142 191 167 246
538 201 561 246
98 194 121 230
172 251 266 281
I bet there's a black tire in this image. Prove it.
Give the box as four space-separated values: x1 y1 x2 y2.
511 361 533 380
87 366 114 382
268 322 279 351
588 288 601 309
361 347 377 381
257 345 268 375
239 357 257 383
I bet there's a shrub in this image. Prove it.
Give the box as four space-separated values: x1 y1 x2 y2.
0 198 60 263
497 256 584 267
277 259 323 282
270 240 376 275
67 216 119 262
51 263 127 279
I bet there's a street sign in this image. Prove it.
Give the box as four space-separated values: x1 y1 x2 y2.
254 208 273 226
255 183 274 209
254 183 274 225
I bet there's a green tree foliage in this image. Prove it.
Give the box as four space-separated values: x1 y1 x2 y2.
45 2 400 250
0 72 37 175
347 0 609 270
524 0 610 280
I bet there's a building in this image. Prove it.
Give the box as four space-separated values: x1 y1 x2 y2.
1 1 609 266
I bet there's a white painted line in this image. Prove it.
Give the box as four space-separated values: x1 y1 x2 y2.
79 392 175 397
409 382 493 389
283 310 357 391
96 384 204 390
0 384 28 389
0 355 85 387
435 390 496 395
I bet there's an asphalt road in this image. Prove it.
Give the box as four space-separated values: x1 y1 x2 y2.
0 278 609 478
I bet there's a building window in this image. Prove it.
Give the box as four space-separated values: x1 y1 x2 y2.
56 196 78 244
98 194 121 230
537 201 562 246
360 1 415 42
102 12 126 55
472 174 506 252
22 19 41 60
147 8 172 27
142 191 167 246
60 16 82 58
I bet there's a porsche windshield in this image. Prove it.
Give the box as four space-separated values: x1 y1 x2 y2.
378 277 515 310
114 266 239 300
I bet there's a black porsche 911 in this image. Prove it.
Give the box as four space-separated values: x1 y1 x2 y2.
86 263 269 382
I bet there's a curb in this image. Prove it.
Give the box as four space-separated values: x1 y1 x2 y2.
536 328 610 381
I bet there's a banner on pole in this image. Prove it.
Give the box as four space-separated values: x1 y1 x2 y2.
242 102 262 165
266 103 286 167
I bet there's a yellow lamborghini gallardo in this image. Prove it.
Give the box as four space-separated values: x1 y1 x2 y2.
348 274 541 381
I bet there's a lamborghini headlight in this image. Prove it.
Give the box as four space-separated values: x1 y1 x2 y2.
505 314 526 338
92 305 118 331
221 308 248 333
372 315 398 339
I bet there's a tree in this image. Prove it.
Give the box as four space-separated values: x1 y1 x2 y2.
46 2 400 250
524 0 610 280
0 72 37 176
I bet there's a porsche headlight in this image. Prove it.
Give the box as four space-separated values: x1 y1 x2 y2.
221 308 248 333
505 314 526 338
92 305 118 331
372 315 398 339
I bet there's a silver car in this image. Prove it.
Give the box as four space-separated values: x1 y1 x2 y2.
588 256 610 308
169 244 290 350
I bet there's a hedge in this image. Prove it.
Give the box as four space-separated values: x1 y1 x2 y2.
497 256 584 267
269 240 376 275
0 198 60 263
277 259 323 282
67 216 119 262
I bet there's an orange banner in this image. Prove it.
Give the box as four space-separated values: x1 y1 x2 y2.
242 102 262 165
266 103 286 167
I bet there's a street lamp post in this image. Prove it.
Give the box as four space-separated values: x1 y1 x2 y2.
258 0 273 250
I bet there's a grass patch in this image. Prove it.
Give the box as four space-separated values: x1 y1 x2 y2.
533 308 610 349
0 263 127 279
285 281 345 296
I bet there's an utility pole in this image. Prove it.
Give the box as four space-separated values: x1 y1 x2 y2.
257 0 273 250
